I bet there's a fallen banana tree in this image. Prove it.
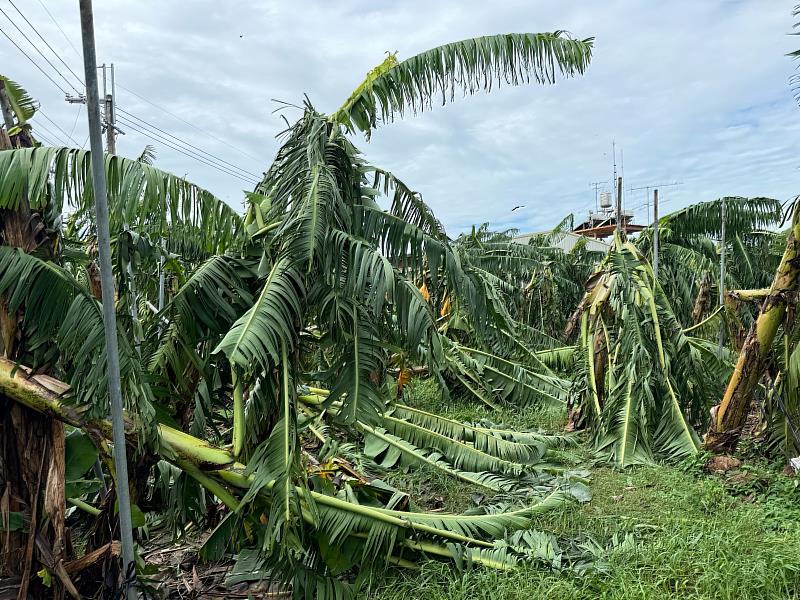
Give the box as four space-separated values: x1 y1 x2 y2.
705 201 800 452
0 31 601 597
0 358 588 595
567 235 732 466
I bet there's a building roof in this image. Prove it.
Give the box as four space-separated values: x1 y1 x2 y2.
512 230 610 253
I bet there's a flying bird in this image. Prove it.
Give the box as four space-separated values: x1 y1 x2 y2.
511 205 525 212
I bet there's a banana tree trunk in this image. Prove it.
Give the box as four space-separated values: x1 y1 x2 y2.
0 137 71 596
0 358 566 573
723 293 747 351
691 275 710 325
704 203 800 452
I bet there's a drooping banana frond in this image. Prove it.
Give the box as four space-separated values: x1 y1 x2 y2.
649 196 782 242
0 74 37 123
368 167 446 239
443 340 569 408
149 254 254 420
381 414 528 475
390 403 547 464
574 236 702 466
240 342 303 551
327 308 386 425
215 256 305 370
360 422 520 492
0 147 243 253
0 246 155 433
331 32 594 136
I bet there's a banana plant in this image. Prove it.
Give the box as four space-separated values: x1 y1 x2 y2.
705 200 800 452
569 235 733 466
0 32 595 597
635 196 783 326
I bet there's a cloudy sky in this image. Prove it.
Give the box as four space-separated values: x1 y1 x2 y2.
2 1 799 234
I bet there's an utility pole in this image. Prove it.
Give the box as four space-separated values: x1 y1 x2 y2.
590 181 605 212
78 2 136 598
616 176 623 235
653 189 659 279
99 64 140 350
718 196 727 354
101 63 117 154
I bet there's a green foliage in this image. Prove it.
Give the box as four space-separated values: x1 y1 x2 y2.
0 146 242 254
11 25 800 600
0 74 37 123
636 196 784 325
332 33 594 137
571 237 720 466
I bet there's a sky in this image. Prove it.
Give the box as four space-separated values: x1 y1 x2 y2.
2 1 799 235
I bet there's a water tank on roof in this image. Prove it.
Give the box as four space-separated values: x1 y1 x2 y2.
599 191 612 209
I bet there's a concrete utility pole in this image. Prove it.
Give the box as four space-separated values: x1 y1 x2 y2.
590 181 605 212
718 197 727 354
101 63 117 154
616 176 623 235
78 2 136 598
653 189 659 279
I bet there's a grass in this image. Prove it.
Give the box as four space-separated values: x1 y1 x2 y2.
369 379 800 600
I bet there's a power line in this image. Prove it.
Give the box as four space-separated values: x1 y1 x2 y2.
6 0 85 88
35 0 81 59
7 1 261 182
33 119 68 145
68 104 81 138
116 82 263 165
0 6 81 95
0 24 69 95
116 113 259 183
116 115 260 185
38 109 79 145
34 130 58 146
117 107 261 179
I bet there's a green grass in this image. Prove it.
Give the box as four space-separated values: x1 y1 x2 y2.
370 379 800 600
399 377 570 432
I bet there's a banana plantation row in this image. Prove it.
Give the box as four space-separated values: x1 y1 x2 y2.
0 32 797 599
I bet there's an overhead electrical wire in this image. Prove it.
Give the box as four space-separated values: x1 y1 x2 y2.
34 0 81 59
0 24 69 95
68 104 81 138
34 130 58 146
33 119 69 145
115 82 263 165
118 118 259 186
117 116 259 184
4 0 262 184
0 6 81 95
116 107 262 179
116 115 260 185
6 0 85 88
38 109 79 145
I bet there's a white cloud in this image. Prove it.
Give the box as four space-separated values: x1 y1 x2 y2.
2 0 798 232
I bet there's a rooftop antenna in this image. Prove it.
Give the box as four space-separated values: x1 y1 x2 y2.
612 140 617 197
